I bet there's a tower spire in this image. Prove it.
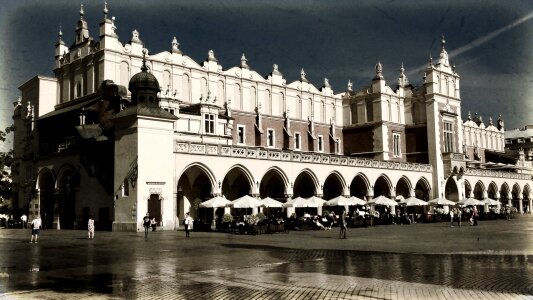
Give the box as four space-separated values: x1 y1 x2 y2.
141 49 148 72
103 0 109 18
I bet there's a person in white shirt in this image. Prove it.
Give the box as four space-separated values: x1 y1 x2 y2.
88 214 95 239
184 212 192 238
21 214 27 229
30 215 42 243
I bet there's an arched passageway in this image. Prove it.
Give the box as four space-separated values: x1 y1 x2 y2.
473 182 485 200
500 183 510 206
414 178 431 200
293 171 316 198
177 165 213 219
222 167 252 200
38 170 55 229
259 169 286 200
374 175 392 197
488 182 498 199
323 173 344 200
56 167 80 230
350 174 369 199
464 180 472 198
395 177 411 199
512 183 521 210
444 177 459 202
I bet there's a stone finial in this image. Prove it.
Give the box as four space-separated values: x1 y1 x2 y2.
58 25 63 41
240 53 249 69
80 3 84 20
131 29 142 44
347 80 353 91
428 54 433 67
497 114 504 130
467 111 471 121
141 49 148 72
489 116 493 126
438 34 450 66
323 78 331 89
103 0 109 17
171 37 182 54
300 68 308 82
441 34 446 50
398 62 409 87
207 49 217 62
374 61 383 79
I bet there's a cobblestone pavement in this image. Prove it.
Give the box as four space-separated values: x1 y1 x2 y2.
1 216 533 299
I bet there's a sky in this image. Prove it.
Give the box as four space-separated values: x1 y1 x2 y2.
0 0 532 151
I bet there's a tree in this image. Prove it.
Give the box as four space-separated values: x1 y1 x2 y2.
0 125 14 207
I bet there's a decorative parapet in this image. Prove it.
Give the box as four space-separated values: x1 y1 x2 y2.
175 141 433 172
464 168 531 180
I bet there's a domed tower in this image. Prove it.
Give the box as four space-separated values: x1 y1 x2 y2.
112 50 177 232
128 50 161 107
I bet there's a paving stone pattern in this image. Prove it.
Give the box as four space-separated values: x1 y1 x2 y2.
1 217 533 299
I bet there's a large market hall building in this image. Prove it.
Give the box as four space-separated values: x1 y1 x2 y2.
11 5 532 231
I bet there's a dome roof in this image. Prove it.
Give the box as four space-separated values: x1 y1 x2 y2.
129 69 160 93
128 52 160 93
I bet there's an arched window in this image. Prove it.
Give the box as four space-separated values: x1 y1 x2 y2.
265 90 272 115
234 83 241 110
351 102 358 124
296 95 302 119
250 86 257 108
200 77 208 99
182 74 190 102
75 82 82 98
120 61 130 88
366 100 373 122
279 92 285 116
308 98 313 119
162 70 171 94
217 80 224 106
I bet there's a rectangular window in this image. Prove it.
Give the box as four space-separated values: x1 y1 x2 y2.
443 121 454 152
393 133 401 157
318 135 324 152
267 129 275 148
294 132 301 151
237 125 245 144
204 114 215 134
122 178 129 197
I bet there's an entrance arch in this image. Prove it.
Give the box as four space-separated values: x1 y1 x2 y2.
177 164 214 219
350 173 370 199
323 172 345 200
222 166 253 200
37 168 55 229
56 166 79 229
512 183 521 209
293 170 317 198
500 183 510 205
374 175 392 197
488 182 498 199
444 177 459 202
259 168 287 200
414 177 431 200
473 181 485 200
395 177 412 199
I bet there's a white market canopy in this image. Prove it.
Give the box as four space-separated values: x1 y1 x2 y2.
428 197 456 206
283 196 325 208
229 195 262 208
367 195 397 206
482 198 500 206
400 196 428 206
199 196 231 208
325 195 366 206
458 198 485 206
259 197 284 208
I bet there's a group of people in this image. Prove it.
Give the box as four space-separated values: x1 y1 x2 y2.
142 212 193 239
449 206 478 227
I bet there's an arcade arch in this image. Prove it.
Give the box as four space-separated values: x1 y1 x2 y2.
473 181 485 200
37 168 55 229
259 168 287 200
293 170 318 198
222 166 254 200
395 176 412 199
323 172 345 200
177 164 215 219
488 182 498 199
444 177 459 202
55 165 79 229
414 177 431 200
350 173 370 199
374 174 393 197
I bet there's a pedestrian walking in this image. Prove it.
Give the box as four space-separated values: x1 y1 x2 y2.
456 207 462 227
88 214 95 239
142 213 151 239
339 210 347 239
449 207 455 227
30 215 41 243
151 217 157 231
184 212 192 238
21 214 27 229
472 206 479 226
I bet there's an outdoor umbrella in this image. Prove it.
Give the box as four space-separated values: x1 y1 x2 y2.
199 195 231 208
458 198 484 206
428 197 456 206
400 196 428 206
349 196 367 206
325 195 352 206
306 196 326 207
259 197 284 208
229 195 262 208
368 195 397 206
283 197 323 208
482 198 500 206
